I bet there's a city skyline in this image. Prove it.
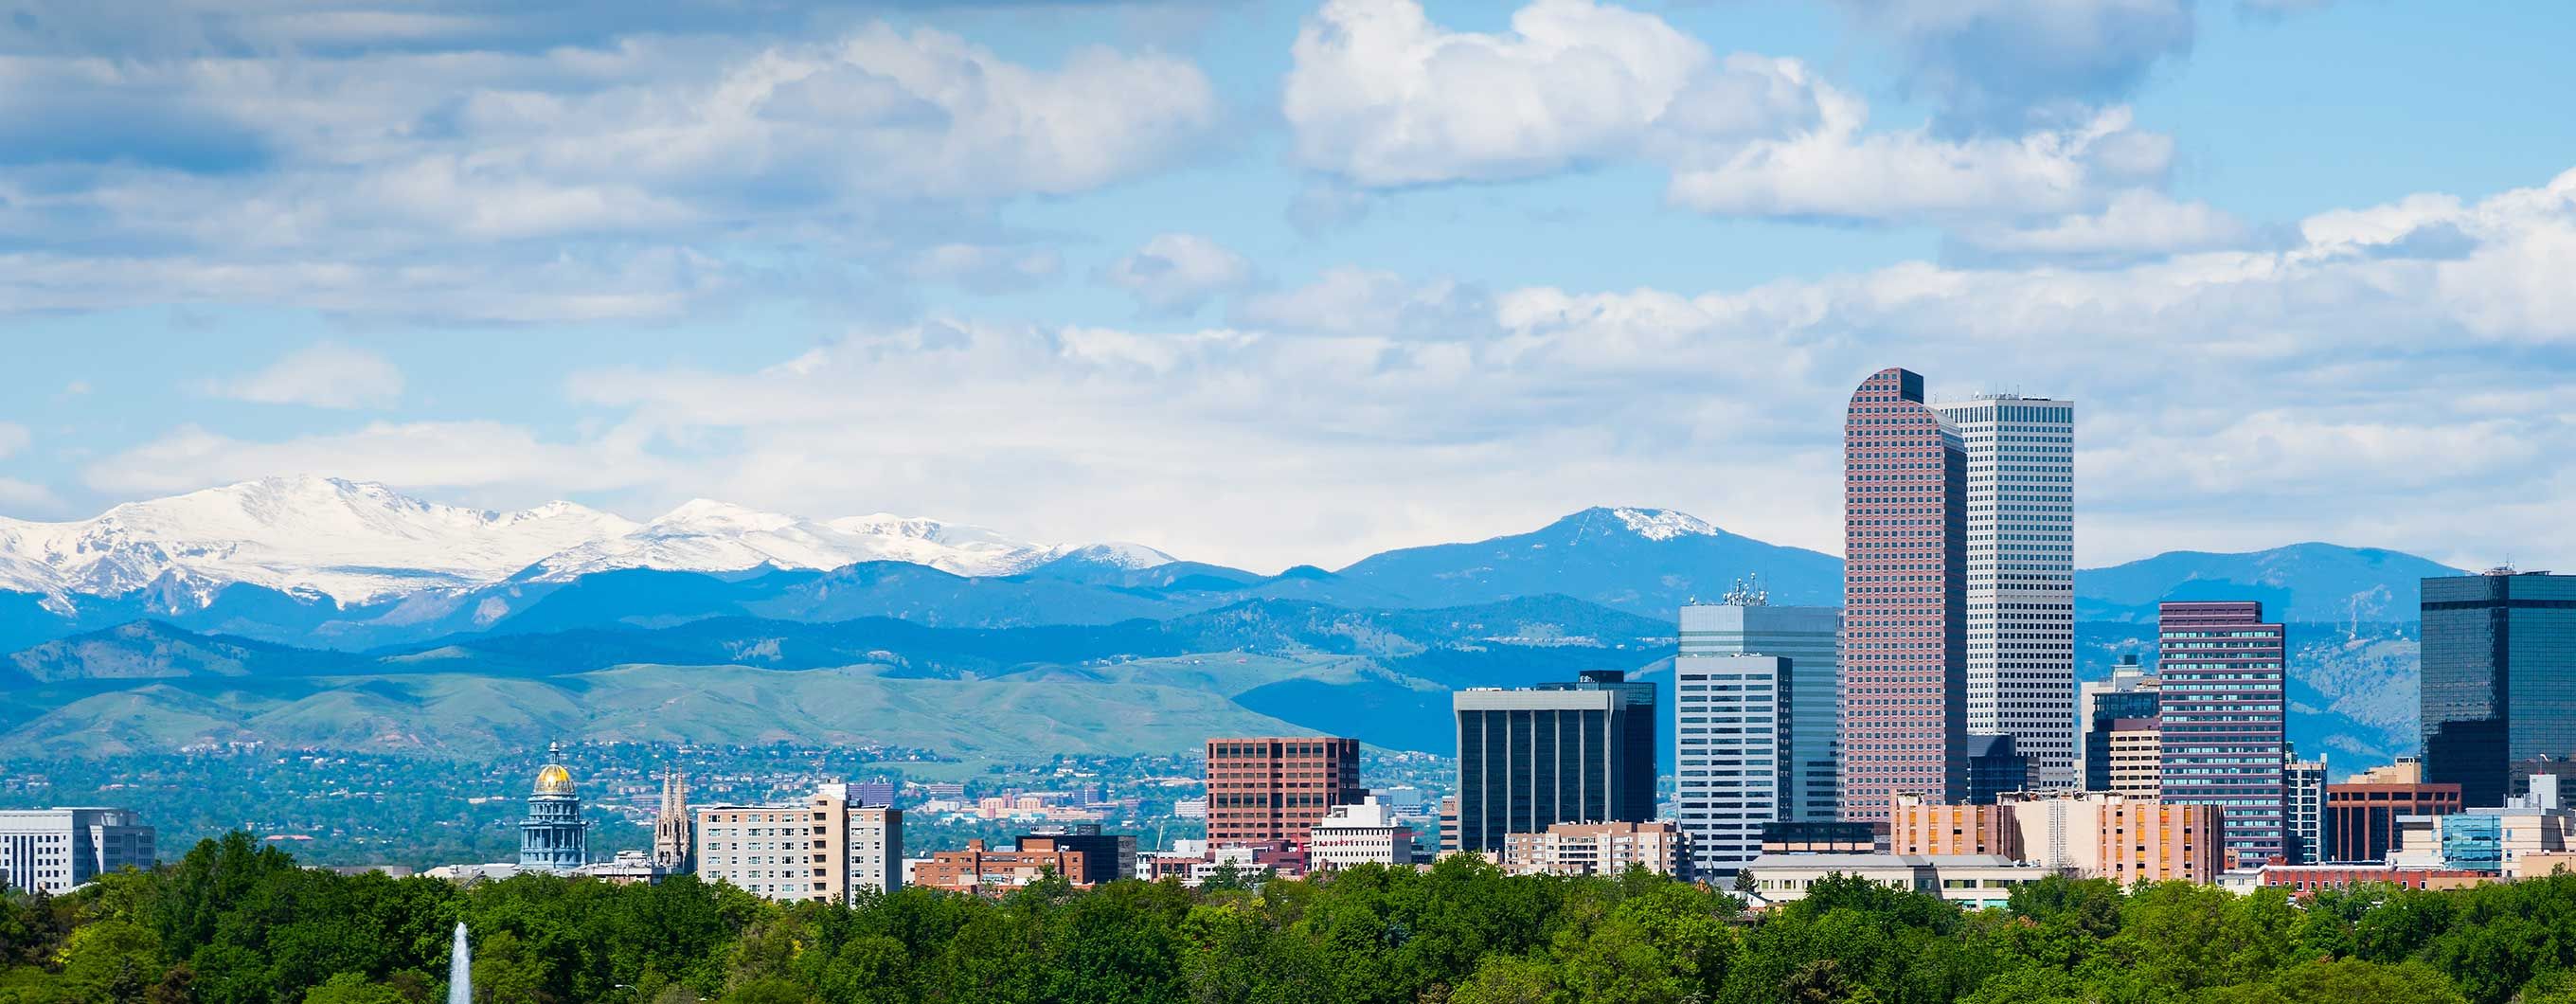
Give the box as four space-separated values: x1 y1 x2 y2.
4 1 2576 576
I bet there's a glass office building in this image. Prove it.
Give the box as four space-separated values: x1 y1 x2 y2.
2422 571 2576 808
1453 670 1657 853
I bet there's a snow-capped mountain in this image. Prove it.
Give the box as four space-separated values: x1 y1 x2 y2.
0 477 1172 609
0 476 636 608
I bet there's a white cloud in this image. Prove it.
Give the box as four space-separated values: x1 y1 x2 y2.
1102 233 1254 314
0 478 63 514
204 343 405 409
1954 189 2256 259
903 244 1064 294
1234 268 1493 338
0 421 27 458
81 421 671 497
1827 0 2197 131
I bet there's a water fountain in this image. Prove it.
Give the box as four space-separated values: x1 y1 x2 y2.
447 922 472 1004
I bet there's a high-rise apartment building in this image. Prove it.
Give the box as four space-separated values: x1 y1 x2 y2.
1453 670 1656 852
693 783 902 904
1931 394 2077 788
1203 736 1364 845
1841 368 1968 821
1673 595 1840 878
2286 750 2327 865
2422 570 2576 808
2080 656 2161 792
0 808 153 894
2157 601 2287 869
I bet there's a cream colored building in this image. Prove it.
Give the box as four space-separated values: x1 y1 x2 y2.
694 783 902 904
1741 853 2050 910
1498 820 1686 878
2106 722 2163 798
2002 791 2222 885
1308 797 1414 870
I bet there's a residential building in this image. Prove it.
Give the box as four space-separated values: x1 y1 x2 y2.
1499 820 1687 878
651 770 691 872
2106 720 2164 798
1840 368 1969 820
0 808 153 894
1453 670 1656 852
2080 657 2162 793
2326 780 2461 863
1889 795 2020 857
2001 791 2223 884
1741 853 2048 909
1964 733 2030 805
1204 736 1364 846
1674 593 1840 879
519 743 588 872
911 836 1096 893
2422 571 2576 808
2157 601 2287 870
2286 750 2327 864
692 783 903 904
1308 797 1414 870
1931 394 2077 789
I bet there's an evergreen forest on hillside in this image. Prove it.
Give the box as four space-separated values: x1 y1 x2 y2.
7 834 2576 1004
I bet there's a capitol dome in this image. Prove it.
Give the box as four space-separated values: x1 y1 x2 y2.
531 743 576 797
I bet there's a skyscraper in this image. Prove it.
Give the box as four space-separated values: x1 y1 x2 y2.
2157 601 2286 870
2286 749 2326 865
1453 670 1656 853
1204 736 1365 846
1930 394 2077 789
2079 656 2161 793
2421 570 2576 808
519 742 588 871
1672 593 1835 883
1841 368 1968 820
1964 733 2030 805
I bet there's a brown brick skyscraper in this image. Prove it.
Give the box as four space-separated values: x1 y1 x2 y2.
1840 368 1968 822
1205 737 1364 845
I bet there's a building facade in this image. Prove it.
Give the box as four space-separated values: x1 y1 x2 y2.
1499 820 1687 878
1204 736 1364 846
1308 797 1415 870
1930 394 2077 789
2286 751 2327 865
1742 853 2048 909
2325 780 2461 863
693 783 902 904
2422 571 2576 808
519 743 588 872
652 770 692 872
1841 368 1969 820
2106 720 2164 798
2001 791 2224 884
2157 601 2287 870
1674 591 1845 879
2080 657 2162 793
1888 796 2020 858
1454 670 1657 852
0 808 153 895
911 837 1095 892
1964 733 2030 805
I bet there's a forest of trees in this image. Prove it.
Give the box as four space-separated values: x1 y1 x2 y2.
7 833 2576 1004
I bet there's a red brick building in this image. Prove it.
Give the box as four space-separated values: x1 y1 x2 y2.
1205 736 1363 845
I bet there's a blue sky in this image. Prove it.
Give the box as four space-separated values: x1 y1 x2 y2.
3 0 2574 573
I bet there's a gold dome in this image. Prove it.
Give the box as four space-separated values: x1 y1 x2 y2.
532 742 576 797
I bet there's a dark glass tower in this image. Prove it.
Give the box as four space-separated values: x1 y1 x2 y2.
1452 670 1656 853
2422 571 2576 808
1963 733 2030 804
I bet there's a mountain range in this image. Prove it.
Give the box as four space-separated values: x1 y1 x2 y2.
0 477 2471 773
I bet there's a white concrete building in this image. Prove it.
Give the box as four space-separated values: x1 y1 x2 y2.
1931 395 2077 789
1741 852 2052 910
695 783 902 904
1673 595 1839 879
2287 751 2328 864
0 808 153 894
1498 820 1687 878
1308 797 1413 870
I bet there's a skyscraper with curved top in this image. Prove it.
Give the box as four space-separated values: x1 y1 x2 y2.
519 742 588 871
1840 368 1967 822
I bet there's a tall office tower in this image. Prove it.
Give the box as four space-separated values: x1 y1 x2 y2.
652 770 692 871
1841 368 1968 821
1963 734 2030 804
2079 656 2161 792
0 808 153 894
1204 737 1364 845
2157 601 2286 870
519 743 588 871
1454 670 1656 852
2422 570 2576 808
1673 591 1844 877
1931 394 2077 789
2286 749 2327 865
694 783 903 903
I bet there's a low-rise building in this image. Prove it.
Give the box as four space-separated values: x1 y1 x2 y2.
1760 821 1879 854
1309 797 1413 870
1741 853 2052 909
1499 820 1686 878
2388 775 2571 873
913 834 1103 892
694 783 902 904
2003 791 2224 885
0 808 153 894
2326 780 2461 863
1140 839 1308 885
1889 796 2020 858
2260 863 2495 897
574 850 671 886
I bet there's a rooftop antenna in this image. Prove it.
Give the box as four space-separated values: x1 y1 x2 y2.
1722 573 1767 607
